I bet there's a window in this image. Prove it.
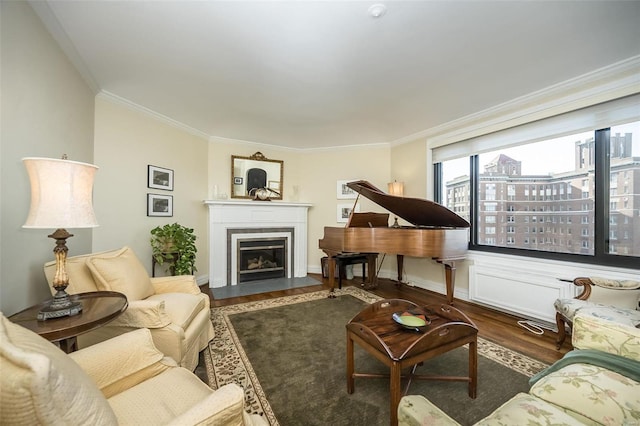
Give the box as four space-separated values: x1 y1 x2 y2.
434 111 639 268
608 122 639 257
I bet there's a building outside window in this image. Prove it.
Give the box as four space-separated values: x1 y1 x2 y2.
437 118 639 267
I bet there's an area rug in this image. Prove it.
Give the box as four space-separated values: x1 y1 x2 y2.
205 287 548 426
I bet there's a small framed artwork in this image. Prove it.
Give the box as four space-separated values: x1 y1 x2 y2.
337 202 360 223
148 165 174 191
337 180 357 199
147 194 173 217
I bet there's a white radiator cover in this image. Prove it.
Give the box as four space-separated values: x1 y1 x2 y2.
468 252 640 324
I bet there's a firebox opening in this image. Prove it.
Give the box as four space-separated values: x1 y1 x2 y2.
238 237 287 283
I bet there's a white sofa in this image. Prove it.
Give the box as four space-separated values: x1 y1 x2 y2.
44 246 214 371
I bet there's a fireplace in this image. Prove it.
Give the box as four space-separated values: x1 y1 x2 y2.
204 200 312 287
238 237 287 283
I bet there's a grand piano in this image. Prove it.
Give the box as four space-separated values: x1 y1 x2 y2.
319 180 470 303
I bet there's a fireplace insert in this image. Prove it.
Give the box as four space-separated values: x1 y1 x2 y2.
238 238 287 283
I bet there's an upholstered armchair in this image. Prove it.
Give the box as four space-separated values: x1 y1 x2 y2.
554 276 640 349
43 246 214 371
1 314 266 425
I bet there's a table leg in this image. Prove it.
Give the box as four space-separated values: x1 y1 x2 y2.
390 361 401 426
468 339 478 398
346 332 355 394
57 336 77 353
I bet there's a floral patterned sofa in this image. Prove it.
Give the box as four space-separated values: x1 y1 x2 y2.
398 312 640 426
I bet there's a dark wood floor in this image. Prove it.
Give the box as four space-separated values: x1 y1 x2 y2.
205 274 570 365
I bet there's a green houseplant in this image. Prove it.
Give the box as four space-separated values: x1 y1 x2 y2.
150 223 197 276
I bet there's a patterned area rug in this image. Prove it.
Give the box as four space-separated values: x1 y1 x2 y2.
205 287 548 425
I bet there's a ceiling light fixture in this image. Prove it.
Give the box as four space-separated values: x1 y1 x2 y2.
368 4 387 19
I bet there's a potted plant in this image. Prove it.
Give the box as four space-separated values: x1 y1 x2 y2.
150 223 197 276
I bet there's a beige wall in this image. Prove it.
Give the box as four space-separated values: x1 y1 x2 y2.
0 1 96 315
93 97 209 278
298 145 391 270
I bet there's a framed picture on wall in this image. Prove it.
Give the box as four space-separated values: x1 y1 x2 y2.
337 180 358 199
147 194 173 217
148 165 174 191
337 202 360 223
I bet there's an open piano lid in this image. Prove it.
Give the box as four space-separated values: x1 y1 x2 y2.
347 180 470 228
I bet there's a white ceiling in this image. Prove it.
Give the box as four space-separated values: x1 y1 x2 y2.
32 1 640 149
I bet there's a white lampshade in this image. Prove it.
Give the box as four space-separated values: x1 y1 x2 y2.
388 181 404 197
22 157 99 229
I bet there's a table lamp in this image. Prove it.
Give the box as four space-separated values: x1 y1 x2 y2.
387 180 404 228
22 156 99 320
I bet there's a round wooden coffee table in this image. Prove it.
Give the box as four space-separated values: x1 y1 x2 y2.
9 291 128 353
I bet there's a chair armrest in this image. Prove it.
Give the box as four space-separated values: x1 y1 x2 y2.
70 328 174 397
107 299 172 328
150 275 201 295
167 383 254 426
572 277 594 300
572 313 640 362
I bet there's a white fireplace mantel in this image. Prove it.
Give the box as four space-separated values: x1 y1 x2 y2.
204 200 312 287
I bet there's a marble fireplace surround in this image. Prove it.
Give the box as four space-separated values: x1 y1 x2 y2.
204 200 312 287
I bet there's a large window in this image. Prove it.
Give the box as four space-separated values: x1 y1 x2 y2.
436 120 639 268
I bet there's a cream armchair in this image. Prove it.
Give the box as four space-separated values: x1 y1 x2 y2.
44 246 214 371
0 314 266 425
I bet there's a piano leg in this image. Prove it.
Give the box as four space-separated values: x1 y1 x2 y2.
362 254 378 290
326 254 337 298
441 261 456 305
396 255 404 286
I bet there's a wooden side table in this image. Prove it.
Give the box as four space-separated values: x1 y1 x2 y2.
9 291 128 353
346 299 478 426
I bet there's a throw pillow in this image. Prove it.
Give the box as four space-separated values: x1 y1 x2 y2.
86 246 155 301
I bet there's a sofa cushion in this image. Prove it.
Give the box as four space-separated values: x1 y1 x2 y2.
87 246 155 301
0 314 117 425
475 392 585 425
554 298 640 324
397 395 459 426
572 313 640 361
146 293 205 330
107 366 213 424
530 363 640 425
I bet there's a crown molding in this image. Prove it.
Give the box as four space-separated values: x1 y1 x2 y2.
391 55 640 149
98 53 639 152
97 91 209 140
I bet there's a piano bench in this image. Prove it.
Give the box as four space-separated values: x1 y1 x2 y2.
334 254 370 289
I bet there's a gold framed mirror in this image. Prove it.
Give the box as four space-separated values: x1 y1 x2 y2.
231 152 283 200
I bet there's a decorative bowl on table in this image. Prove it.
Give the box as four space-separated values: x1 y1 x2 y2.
392 311 430 330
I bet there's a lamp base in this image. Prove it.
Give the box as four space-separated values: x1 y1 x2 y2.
391 217 401 228
37 290 82 321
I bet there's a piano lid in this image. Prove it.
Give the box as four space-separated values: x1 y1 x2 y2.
347 180 470 228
